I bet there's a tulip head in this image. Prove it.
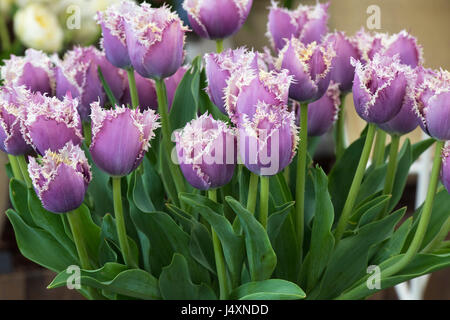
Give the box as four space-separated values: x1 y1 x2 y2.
267 1 329 51
183 0 252 40
239 103 298 176
442 142 450 194
1 49 55 95
351 53 414 124
28 142 91 214
276 38 335 103
175 114 236 190
124 3 189 79
89 102 160 177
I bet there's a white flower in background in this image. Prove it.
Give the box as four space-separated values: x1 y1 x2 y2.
14 3 64 52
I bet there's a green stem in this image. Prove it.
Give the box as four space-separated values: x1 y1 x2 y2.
0 16 10 52
334 123 377 244
67 209 92 270
247 172 259 214
335 94 347 160
16 155 32 188
216 39 224 53
208 189 229 300
126 68 139 109
8 155 23 182
112 177 137 268
373 129 387 166
295 102 308 248
337 140 445 300
82 121 91 147
154 78 185 203
259 176 269 229
380 134 400 218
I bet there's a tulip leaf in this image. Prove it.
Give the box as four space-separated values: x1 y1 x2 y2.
412 138 435 162
9 178 35 227
98 66 119 106
267 201 295 243
348 195 390 228
229 279 306 300
387 139 412 212
189 222 216 275
355 164 387 206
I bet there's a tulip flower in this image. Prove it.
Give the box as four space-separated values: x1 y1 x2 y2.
351 53 414 124
27 141 91 213
414 68 450 140
442 142 450 194
1 49 55 95
55 46 126 120
23 92 83 155
324 32 360 92
276 38 335 103
124 3 189 79
0 86 33 156
183 0 253 40
95 0 136 69
267 1 330 51
174 113 236 190
89 101 160 177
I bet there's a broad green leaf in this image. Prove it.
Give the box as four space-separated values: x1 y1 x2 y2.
412 138 435 162
189 222 216 275
387 139 412 212
229 279 306 300
9 178 35 227
355 164 387 206
267 202 295 243
348 195 390 228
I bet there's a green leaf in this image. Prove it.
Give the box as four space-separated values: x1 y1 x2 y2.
355 164 387 206
9 178 35 226
229 279 306 300
159 254 216 300
412 138 435 162
226 196 277 281
348 195 390 228
267 202 295 244
98 66 119 105
189 222 216 275
388 139 412 212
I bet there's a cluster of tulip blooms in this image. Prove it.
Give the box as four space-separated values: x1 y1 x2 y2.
0 0 449 300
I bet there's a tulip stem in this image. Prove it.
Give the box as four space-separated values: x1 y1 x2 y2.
208 189 229 300
373 129 387 166
155 78 186 204
126 68 139 109
8 155 23 183
295 102 308 249
334 123 376 244
335 93 347 160
112 177 137 268
247 172 259 214
380 134 400 218
259 176 269 229
16 155 32 188
67 209 93 270
216 39 224 53
337 140 445 300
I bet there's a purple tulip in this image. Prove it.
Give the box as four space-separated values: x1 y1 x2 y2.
55 46 126 121
1 49 55 95
124 3 189 79
28 141 91 213
23 92 83 155
164 65 188 111
0 86 33 156
204 47 257 114
297 81 340 136
89 102 160 177
351 53 414 124
276 38 335 103
239 103 298 176
267 1 330 51
175 113 236 190
414 69 450 140
324 32 360 92
442 142 450 194
95 0 137 69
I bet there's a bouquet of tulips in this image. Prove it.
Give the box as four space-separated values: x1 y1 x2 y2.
1 0 449 300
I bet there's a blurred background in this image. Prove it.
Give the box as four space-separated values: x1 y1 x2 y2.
0 0 449 299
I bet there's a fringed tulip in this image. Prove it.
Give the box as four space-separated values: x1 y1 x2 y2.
175 114 236 190
28 142 91 213
183 0 253 40
124 3 189 79
267 1 329 51
276 38 335 103
89 102 160 177
442 142 450 194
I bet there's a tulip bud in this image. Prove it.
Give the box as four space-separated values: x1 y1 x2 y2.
1 49 55 95
351 53 414 124
414 69 450 140
442 142 450 194
267 1 329 51
89 102 160 177
23 92 83 155
174 113 236 190
323 32 360 92
239 103 298 176
0 86 33 156
55 46 126 120
28 142 91 213
124 3 189 79
95 0 137 69
276 38 335 103
183 0 252 40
